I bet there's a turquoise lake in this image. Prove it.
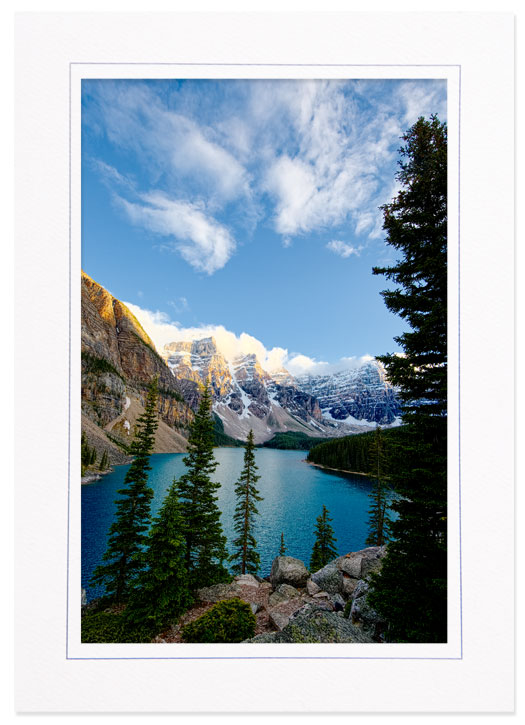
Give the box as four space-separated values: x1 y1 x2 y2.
81 447 376 602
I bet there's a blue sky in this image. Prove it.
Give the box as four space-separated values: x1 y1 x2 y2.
81 78 446 375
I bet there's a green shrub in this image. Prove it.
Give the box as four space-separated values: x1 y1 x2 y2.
81 610 155 643
181 598 256 643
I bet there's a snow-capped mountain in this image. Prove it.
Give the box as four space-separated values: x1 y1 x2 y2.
163 338 334 442
163 338 401 442
294 360 401 426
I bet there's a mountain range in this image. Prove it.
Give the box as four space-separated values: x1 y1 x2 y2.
81 272 401 463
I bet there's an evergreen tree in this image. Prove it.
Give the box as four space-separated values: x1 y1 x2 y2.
99 449 109 471
365 426 392 547
279 532 286 556
91 377 159 603
90 447 97 466
229 430 263 575
81 432 92 469
367 115 447 642
178 385 229 588
124 480 192 634
309 505 338 572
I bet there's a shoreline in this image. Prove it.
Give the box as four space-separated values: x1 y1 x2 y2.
305 460 371 478
81 467 117 485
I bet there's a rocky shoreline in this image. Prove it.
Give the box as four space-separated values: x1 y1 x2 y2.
306 460 371 478
154 546 387 643
81 467 121 485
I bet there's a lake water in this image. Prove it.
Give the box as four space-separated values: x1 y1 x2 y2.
82 447 377 602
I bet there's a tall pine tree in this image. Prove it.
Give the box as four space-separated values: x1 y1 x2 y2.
309 505 338 572
279 532 286 556
124 480 192 634
365 426 392 547
178 385 229 588
229 430 263 575
367 115 447 642
91 377 159 603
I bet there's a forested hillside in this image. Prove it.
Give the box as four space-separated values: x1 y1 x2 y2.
307 427 405 474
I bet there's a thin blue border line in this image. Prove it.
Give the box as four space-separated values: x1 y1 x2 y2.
69 64 462 661
457 65 463 660
71 62 460 67
68 655 462 661
66 61 72 660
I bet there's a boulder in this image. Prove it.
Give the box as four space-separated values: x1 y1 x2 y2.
310 562 343 595
268 584 301 608
337 547 386 579
330 593 346 611
306 579 321 596
269 610 291 631
350 595 383 632
235 574 260 587
352 579 370 600
338 555 363 578
341 575 360 598
245 604 374 643
197 582 237 603
350 581 385 636
269 556 309 589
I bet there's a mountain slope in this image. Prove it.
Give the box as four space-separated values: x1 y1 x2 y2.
81 271 197 460
163 338 336 443
295 361 401 426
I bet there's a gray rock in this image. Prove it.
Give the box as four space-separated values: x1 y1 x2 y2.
247 604 374 643
310 562 343 595
250 602 259 615
351 591 384 632
338 555 363 578
269 609 292 631
330 593 346 611
276 583 301 598
235 574 260 587
197 582 237 603
361 556 383 578
306 578 321 596
81 588 87 608
352 579 370 600
312 591 330 599
342 575 360 598
269 556 310 589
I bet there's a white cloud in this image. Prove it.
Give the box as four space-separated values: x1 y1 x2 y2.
86 78 446 263
125 302 374 378
326 240 361 258
397 81 447 126
286 353 374 377
119 192 236 275
167 113 252 204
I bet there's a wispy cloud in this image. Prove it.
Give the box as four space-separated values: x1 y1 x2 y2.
326 240 362 258
85 78 446 269
119 192 236 275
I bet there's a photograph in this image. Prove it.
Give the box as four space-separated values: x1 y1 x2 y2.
79 77 449 646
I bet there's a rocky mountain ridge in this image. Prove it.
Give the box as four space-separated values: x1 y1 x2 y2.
163 338 333 443
81 271 196 463
163 337 402 442
81 272 402 459
295 361 401 426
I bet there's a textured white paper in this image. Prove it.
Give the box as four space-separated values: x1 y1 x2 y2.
14 11 514 713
